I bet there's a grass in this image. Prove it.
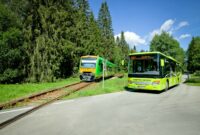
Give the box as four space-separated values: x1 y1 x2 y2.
64 76 127 100
186 83 200 86
0 77 79 104
185 74 200 86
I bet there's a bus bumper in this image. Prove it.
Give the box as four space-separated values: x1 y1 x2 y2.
127 78 166 91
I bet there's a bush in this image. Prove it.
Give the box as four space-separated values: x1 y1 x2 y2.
194 71 200 76
186 78 200 83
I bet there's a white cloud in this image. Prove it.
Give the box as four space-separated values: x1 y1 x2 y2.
115 19 190 50
177 21 189 30
115 31 146 48
149 19 175 40
149 19 189 41
160 19 175 31
179 34 191 39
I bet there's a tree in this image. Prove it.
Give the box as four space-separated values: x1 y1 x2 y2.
0 0 126 83
133 45 136 51
119 31 129 54
114 32 130 71
187 37 200 72
130 45 137 53
23 0 77 82
0 3 25 83
150 31 184 63
97 1 115 61
119 31 129 69
87 12 102 55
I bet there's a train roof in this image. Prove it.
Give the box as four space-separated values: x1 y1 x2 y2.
81 55 98 58
129 51 180 64
81 55 115 67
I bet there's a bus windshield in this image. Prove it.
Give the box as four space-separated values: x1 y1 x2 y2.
81 58 96 68
128 55 160 77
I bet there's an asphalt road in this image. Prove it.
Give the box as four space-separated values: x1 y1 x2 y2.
1 76 200 135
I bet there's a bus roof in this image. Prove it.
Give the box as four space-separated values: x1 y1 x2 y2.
129 51 180 64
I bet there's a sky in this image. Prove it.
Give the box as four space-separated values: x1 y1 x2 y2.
89 0 200 51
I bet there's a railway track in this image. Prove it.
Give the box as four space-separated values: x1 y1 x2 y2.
0 82 84 110
0 74 124 129
0 81 93 129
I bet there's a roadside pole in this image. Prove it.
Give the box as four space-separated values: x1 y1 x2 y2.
105 59 107 76
102 60 105 89
121 60 125 87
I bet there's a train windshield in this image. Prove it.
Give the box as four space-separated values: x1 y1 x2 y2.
81 58 97 68
128 54 160 77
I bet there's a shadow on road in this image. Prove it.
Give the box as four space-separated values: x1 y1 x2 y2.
124 86 177 94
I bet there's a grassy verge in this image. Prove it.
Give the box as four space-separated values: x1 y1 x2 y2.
185 75 200 86
64 76 127 100
0 77 79 104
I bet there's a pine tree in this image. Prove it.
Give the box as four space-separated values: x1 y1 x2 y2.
133 45 136 51
119 31 129 55
87 12 102 55
23 0 77 82
97 1 115 61
118 31 129 70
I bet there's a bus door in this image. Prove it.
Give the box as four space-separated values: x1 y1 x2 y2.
171 62 178 86
165 60 174 87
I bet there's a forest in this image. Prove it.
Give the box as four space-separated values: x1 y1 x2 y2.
0 0 199 83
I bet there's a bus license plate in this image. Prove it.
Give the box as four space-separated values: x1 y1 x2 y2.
138 86 145 88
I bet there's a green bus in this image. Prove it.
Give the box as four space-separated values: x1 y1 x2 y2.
79 55 115 81
128 52 182 91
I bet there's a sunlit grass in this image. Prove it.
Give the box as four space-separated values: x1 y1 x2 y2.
186 74 200 86
0 77 79 103
64 75 127 99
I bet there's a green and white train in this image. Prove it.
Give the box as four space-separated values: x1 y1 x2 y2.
79 55 115 81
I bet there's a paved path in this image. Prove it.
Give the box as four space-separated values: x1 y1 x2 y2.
1 77 200 135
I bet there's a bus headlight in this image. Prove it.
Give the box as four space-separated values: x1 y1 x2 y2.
128 79 133 84
152 80 160 85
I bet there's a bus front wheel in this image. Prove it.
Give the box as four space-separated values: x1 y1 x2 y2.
165 81 169 91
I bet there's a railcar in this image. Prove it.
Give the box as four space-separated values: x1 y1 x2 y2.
79 55 115 81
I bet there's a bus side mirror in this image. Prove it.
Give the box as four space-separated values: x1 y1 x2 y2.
161 59 164 67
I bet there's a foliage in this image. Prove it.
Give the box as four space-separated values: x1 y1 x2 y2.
185 74 200 86
0 3 26 83
1 0 127 83
97 1 115 61
115 31 130 71
187 37 200 72
23 0 80 82
150 32 185 64
194 71 200 76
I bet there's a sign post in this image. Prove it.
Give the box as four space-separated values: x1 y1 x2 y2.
102 60 105 89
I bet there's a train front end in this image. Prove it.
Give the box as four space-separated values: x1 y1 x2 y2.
79 56 97 81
